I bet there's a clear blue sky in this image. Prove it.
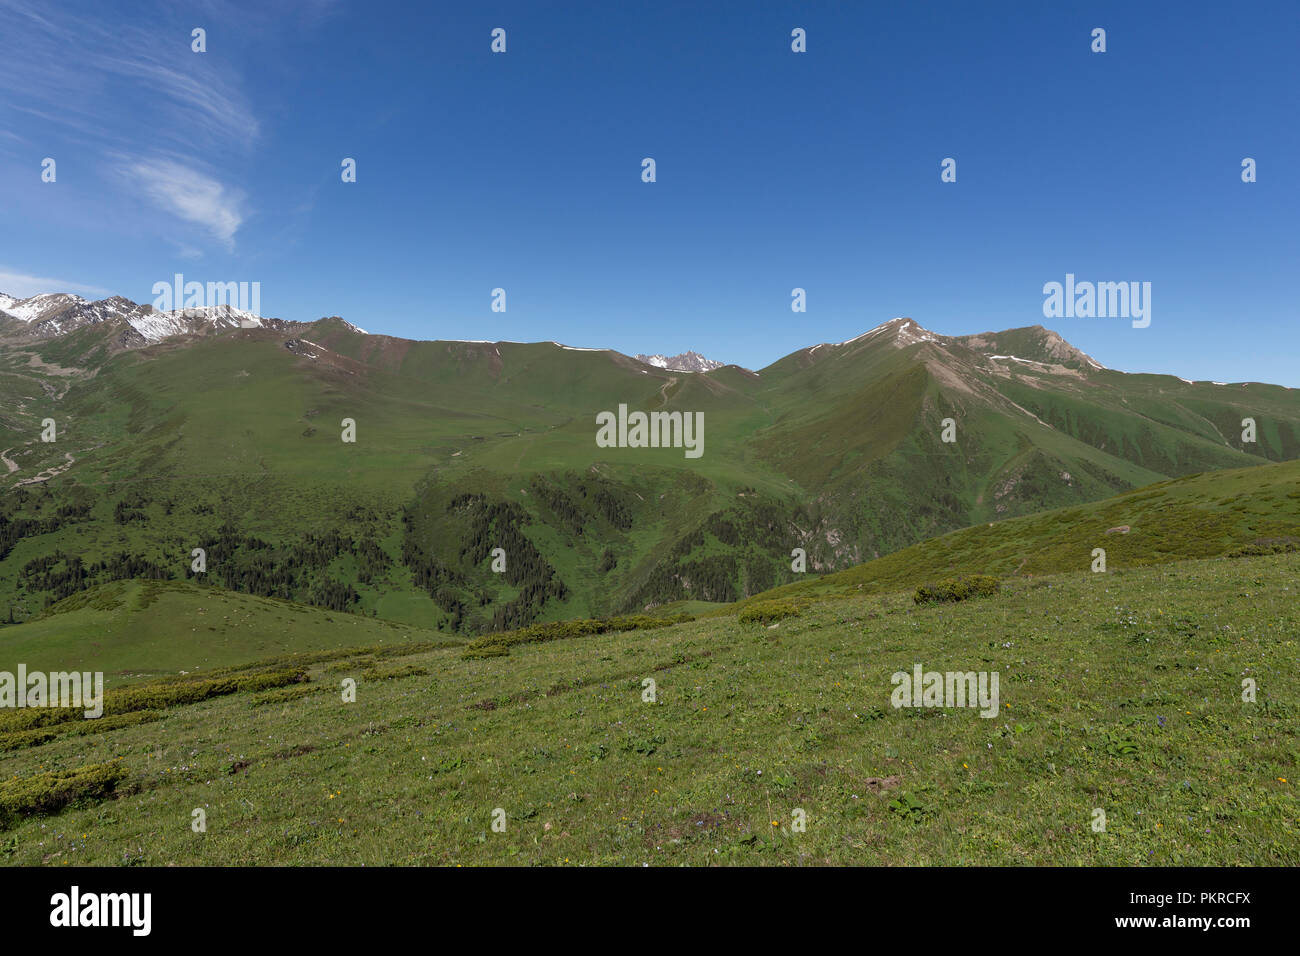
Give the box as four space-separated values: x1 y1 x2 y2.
1 0 1296 382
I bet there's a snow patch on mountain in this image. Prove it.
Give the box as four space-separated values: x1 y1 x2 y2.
0 291 275 343
837 317 931 348
635 350 725 373
132 304 265 342
837 318 903 347
4 292 88 324
989 354 1052 367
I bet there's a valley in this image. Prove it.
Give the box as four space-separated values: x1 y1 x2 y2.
2 298 1298 638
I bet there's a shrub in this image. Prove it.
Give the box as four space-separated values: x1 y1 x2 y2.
249 684 319 708
461 644 510 660
107 668 307 713
360 663 428 681
913 575 1000 605
459 614 692 659
0 726 58 751
0 669 308 735
0 710 164 753
1226 537 1300 558
0 762 129 828
738 600 802 625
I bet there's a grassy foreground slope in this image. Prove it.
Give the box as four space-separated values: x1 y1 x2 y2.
734 457 1300 609
0 579 443 681
1 551 1295 865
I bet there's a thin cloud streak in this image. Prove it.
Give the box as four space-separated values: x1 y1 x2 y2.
0 268 112 298
118 157 248 249
0 0 259 247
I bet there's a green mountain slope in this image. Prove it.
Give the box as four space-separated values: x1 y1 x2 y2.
0 578 439 680
737 457 1300 609
3 310 1299 634
1 549 1295 865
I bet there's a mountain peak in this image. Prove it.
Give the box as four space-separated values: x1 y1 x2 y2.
956 325 1104 371
0 290 287 346
4 288 1111 380
835 316 937 348
0 292 88 324
635 350 725 373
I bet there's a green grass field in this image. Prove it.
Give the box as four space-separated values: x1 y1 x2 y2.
2 550 1295 865
735 457 1300 610
0 579 437 681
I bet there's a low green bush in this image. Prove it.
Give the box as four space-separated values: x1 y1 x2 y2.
249 685 319 708
0 710 164 752
913 575 1001 605
737 600 802 625
0 726 58 751
360 663 428 681
461 644 510 660
0 762 129 828
107 668 307 713
460 614 692 659
1226 537 1300 558
0 669 307 734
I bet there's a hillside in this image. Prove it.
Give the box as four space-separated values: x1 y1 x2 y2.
1 550 1295 865
736 457 1300 608
3 304 1300 637
0 579 443 681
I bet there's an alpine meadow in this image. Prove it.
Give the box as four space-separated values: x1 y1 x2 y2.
0 0 1297 916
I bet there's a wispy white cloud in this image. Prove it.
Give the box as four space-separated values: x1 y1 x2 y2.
118 157 248 249
0 0 260 247
96 52 260 151
0 268 112 298
0 0 260 151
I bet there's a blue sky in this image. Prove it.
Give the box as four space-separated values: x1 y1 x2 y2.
1 0 1297 382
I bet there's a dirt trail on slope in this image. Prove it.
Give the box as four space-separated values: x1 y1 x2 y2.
0 449 16 474
14 452 74 487
657 376 678 407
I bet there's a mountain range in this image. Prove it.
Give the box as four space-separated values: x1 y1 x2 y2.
2 291 1297 634
633 351 728 373
0 291 291 347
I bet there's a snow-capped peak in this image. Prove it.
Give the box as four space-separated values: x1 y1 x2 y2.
836 317 936 348
1 292 89 324
635 350 725 373
132 304 265 342
0 290 281 344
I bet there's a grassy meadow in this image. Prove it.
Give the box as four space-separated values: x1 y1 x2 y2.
1 551 1295 866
